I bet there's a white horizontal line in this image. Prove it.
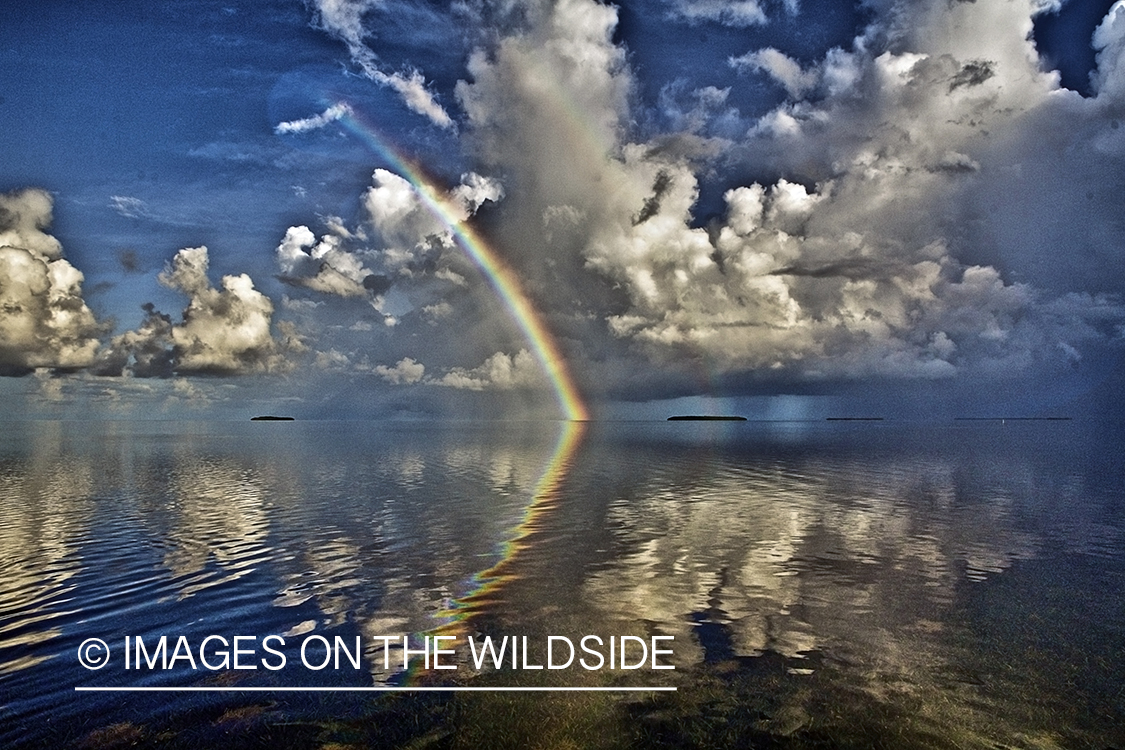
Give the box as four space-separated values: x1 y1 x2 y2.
76 686 675 692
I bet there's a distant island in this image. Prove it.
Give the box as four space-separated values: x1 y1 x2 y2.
250 416 295 421
668 415 747 421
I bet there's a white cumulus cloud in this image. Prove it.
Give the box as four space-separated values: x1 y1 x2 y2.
307 0 454 129
0 188 102 375
433 349 544 390
373 356 425 384
156 246 292 375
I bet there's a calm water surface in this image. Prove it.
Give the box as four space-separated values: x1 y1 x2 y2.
0 419 1122 748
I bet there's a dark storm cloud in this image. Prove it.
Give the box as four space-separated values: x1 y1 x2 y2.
948 59 995 91
440 0 1125 388
633 170 674 226
362 274 393 295
117 248 142 273
770 257 906 281
93 303 175 378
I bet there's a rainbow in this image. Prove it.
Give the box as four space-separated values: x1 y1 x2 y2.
335 105 588 423
291 104 591 681
439 418 585 629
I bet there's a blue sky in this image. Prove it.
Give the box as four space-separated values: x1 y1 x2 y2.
1 0 1123 419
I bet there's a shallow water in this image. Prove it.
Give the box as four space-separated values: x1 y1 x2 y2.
0 419 1122 748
